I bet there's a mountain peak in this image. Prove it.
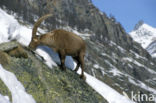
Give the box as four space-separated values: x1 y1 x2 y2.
134 20 144 30
130 21 156 57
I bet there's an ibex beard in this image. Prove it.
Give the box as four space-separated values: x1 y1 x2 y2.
29 14 86 80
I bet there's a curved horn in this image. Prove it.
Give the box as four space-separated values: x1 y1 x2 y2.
32 14 52 38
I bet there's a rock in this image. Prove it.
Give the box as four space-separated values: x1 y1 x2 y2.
0 51 10 66
7 45 28 58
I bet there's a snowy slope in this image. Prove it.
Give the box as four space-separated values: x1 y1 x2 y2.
0 8 136 103
130 22 156 48
0 8 32 46
0 94 10 103
0 65 36 103
83 72 134 103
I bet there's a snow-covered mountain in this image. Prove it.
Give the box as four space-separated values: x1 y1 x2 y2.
130 21 156 57
130 21 156 49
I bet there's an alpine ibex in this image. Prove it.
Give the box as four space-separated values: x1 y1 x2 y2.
29 14 86 79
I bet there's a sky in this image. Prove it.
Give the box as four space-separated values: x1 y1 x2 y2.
92 0 156 32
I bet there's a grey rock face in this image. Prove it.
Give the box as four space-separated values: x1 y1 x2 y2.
146 40 156 58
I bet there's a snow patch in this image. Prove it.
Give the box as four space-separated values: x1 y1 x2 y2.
0 64 36 103
122 57 156 74
0 94 10 103
85 72 134 103
105 60 123 76
36 46 74 70
93 64 100 69
0 8 32 46
72 62 134 103
109 41 126 53
101 53 117 63
130 50 147 60
129 78 156 96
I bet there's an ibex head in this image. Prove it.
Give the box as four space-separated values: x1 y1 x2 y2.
29 14 52 50
29 36 40 50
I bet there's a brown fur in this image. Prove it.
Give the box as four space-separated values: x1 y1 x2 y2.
29 14 86 80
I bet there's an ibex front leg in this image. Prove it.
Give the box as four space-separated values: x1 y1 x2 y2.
58 50 66 71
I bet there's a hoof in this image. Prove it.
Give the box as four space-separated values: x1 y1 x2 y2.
63 68 66 71
80 75 86 81
59 65 66 71
62 66 66 71
60 67 66 71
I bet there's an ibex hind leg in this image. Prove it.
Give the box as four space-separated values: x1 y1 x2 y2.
73 56 80 72
79 52 86 80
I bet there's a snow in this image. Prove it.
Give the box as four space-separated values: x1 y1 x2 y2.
130 23 156 57
130 23 156 48
0 8 32 46
146 40 156 57
101 53 117 63
104 60 123 76
93 64 99 69
36 46 74 69
93 63 106 76
122 57 156 74
109 69 123 76
36 47 57 68
130 50 147 60
85 74 134 103
142 24 156 33
109 41 126 53
91 68 96 77
116 45 126 53
128 64 133 69
82 71 134 103
0 94 10 103
110 41 117 46
93 64 102 69
153 53 156 58
123 72 156 102
129 78 156 102
0 64 36 103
